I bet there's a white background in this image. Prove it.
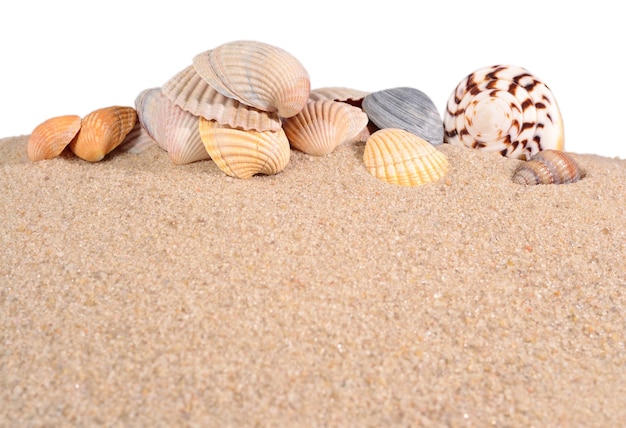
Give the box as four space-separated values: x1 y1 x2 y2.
2 0 624 159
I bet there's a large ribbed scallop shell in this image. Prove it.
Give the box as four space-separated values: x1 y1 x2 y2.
444 64 564 160
363 128 449 187
362 87 444 146
512 150 585 185
282 100 369 156
162 65 281 132
27 115 81 161
192 40 310 117
198 117 290 179
69 106 137 162
135 87 209 165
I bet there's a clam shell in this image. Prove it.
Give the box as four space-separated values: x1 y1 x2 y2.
198 117 290 179
282 100 369 156
362 87 444 146
363 128 449 187
69 106 137 162
192 40 310 117
162 65 282 132
27 114 81 161
512 150 585 185
135 87 209 165
444 64 564 160
308 87 369 107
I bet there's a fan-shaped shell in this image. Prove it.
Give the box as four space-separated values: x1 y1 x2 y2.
282 100 369 156
69 106 137 162
444 64 564 160
27 115 81 161
512 150 585 185
192 40 310 118
162 65 282 132
363 128 449 187
362 87 444 146
135 87 209 165
198 117 290 179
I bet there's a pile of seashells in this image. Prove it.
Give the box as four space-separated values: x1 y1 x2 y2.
26 40 586 186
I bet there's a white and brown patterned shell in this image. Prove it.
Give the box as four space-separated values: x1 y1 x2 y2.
363 128 449 187
444 64 564 160
512 149 586 185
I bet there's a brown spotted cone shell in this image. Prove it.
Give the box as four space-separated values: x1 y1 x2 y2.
512 149 586 185
444 65 564 160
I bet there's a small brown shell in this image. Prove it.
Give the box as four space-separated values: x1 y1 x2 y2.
198 117 290 179
70 106 137 162
27 115 82 161
282 100 369 156
512 149 586 185
363 128 449 187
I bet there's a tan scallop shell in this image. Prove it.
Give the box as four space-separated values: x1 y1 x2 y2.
308 87 369 106
444 64 564 160
363 128 449 186
512 149 586 185
69 106 137 162
198 117 290 179
135 87 209 165
27 115 81 161
161 65 282 132
282 100 369 156
192 40 310 117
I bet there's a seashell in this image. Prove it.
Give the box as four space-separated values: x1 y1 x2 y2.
282 100 369 156
444 64 564 160
69 106 137 162
116 120 158 154
308 86 369 107
135 87 209 164
27 114 81 161
161 65 282 132
192 40 310 117
512 149 586 185
198 117 290 179
363 128 449 187
361 87 444 146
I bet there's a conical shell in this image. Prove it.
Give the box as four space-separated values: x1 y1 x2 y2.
27 115 81 161
282 100 369 156
512 150 585 185
363 128 449 187
308 87 369 107
198 117 290 179
444 64 564 160
135 87 209 165
362 87 444 146
162 65 282 132
69 106 137 162
192 40 310 117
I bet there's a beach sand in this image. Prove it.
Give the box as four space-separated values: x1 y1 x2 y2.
1 134 625 426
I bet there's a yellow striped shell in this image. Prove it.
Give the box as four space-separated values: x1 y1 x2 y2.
444 65 564 160
363 128 449 187
27 115 81 161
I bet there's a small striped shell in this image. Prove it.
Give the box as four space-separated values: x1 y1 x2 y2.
192 40 310 118
512 150 586 185
363 128 449 187
282 100 369 156
444 64 564 160
69 106 137 162
27 115 81 161
198 117 290 179
161 65 282 132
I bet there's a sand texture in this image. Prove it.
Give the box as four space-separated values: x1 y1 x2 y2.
1 134 625 426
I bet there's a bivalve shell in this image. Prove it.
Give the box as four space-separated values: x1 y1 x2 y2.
362 87 444 146
308 87 369 107
27 115 81 161
192 40 310 117
363 128 449 186
444 64 564 160
198 117 290 179
282 100 369 156
512 149 585 185
69 106 137 162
